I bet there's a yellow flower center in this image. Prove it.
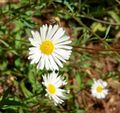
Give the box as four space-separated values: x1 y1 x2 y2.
96 85 103 93
40 39 54 55
47 84 56 94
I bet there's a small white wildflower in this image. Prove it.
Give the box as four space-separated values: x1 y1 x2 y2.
28 24 72 70
91 79 108 99
42 72 69 105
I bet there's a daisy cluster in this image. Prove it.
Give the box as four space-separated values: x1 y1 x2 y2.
28 24 109 105
28 24 72 105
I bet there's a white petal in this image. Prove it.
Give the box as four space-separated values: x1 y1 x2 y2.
102 81 108 87
29 38 39 47
46 25 52 38
52 95 64 104
47 25 59 39
44 56 49 70
56 89 67 99
54 36 70 44
48 55 59 70
55 49 72 60
56 40 72 45
43 25 48 40
37 54 45 69
52 28 65 41
96 93 102 99
53 76 63 87
52 53 66 63
35 31 42 42
31 54 41 64
103 89 108 95
40 25 47 41
52 54 63 68
29 47 39 55
100 93 106 99
31 31 41 43
55 45 72 50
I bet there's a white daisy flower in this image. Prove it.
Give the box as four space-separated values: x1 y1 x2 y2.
42 72 68 105
28 24 72 70
91 79 108 99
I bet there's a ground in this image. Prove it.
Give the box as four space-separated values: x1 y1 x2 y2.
0 0 120 113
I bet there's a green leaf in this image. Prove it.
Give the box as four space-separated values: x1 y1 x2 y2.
28 67 42 93
20 80 33 98
104 25 111 39
20 80 37 103
91 22 106 32
75 73 81 87
76 109 85 113
15 58 21 67
2 99 26 107
108 11 120 23
0 97 27 111
75 73 84 89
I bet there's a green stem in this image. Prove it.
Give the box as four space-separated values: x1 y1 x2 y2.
79 14 120 26
71 16 120 57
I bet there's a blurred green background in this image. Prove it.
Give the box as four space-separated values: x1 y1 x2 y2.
0 0 120 113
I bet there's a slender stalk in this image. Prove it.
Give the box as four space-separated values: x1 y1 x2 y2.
71 16 120 57
73 45 120 52
79 15 120 26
